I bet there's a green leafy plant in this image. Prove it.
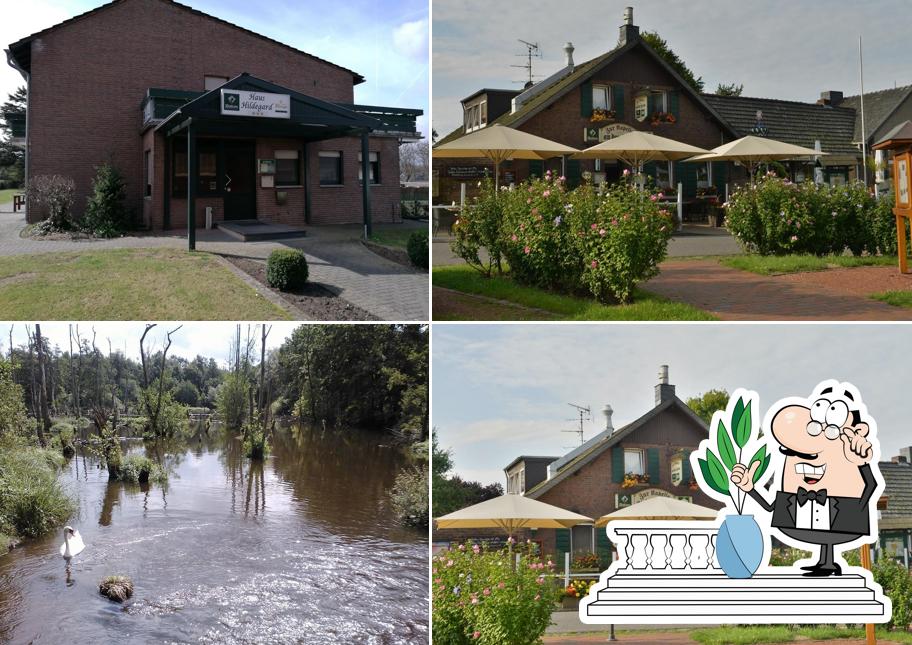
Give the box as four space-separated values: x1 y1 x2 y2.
696 395 770 513
83 162 130 237
265 249 309 291
407 229 429 269
451 177 507 277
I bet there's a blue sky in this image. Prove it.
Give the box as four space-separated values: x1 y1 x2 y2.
434 0 912 137
433 324 912 486
1 0 428 136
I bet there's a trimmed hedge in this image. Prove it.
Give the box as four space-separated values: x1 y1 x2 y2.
266 249 309 290
407 230 429 269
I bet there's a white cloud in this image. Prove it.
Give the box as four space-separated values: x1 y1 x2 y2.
393 19 429 60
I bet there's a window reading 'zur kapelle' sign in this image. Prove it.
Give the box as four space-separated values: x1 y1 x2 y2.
6 0 423 230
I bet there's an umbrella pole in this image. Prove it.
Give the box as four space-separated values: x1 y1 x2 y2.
495 159 500 191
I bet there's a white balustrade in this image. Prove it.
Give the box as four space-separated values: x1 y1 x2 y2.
612 525 720 574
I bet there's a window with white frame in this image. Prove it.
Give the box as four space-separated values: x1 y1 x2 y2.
655 161 673 189
358 151 380 184
275 150 301 186
204 75 229 90
651 90 668 113
571 524 594 555
624 448 645 476
592 85 611 111
464 100 486 132
696 162 712 188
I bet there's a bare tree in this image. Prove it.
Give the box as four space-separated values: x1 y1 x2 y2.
34 324 51 447
399 141 429 182
139 324 182 437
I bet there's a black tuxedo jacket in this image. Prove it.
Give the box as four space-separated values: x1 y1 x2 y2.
746 464 876 537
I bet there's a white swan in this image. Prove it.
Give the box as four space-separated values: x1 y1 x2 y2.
59 526 85 560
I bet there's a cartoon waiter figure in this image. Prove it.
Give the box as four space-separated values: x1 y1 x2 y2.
730 381 883 577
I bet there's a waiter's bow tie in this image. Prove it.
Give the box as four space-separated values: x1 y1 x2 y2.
797 487 828 506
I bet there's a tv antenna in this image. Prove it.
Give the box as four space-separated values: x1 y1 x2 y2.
562 402 591 448
511 39 542 86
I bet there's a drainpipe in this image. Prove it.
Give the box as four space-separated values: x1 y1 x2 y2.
361 130 372 238
5 49 29 216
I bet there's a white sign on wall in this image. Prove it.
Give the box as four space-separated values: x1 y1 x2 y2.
221 89 291 119
600 123 634 141
634 94 648 122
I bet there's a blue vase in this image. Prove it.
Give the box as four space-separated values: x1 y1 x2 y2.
716 514 764 578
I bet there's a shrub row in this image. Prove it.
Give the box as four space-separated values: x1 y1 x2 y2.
724 174 900 256
451 175 674 303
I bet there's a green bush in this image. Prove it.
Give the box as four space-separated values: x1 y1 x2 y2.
390 466 428 527
433 540 558 645
873 556 912 630
451 178 507 277
243 426 270 459
266 249 309 290
407 229 429 269
83 162 129 237
725 175 897 257
51 422 76 458
115 455 167 484
0 438 75 539
0 358 27 438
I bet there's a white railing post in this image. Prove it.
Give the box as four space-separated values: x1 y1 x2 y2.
460 182 466 211
677 181 683 231
564 551 570 587
610 525 720 574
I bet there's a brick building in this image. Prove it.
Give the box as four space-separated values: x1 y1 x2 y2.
433 7 912 208
434 367 723 565
5 0 422 232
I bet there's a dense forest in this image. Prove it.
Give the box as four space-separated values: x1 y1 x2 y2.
0 323 429 552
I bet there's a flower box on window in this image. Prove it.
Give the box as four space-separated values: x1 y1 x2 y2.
590 108 616 124
621 472 650 488
650 111 676 126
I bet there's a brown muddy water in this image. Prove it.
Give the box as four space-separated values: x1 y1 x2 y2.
0 425 428 644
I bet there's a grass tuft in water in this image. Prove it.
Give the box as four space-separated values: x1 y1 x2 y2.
113 455 168 484
390 467 428 528
99 575 134 602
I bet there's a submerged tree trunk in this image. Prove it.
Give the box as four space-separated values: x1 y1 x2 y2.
34 324 51 447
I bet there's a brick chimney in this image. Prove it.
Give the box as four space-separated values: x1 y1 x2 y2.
619 6 640 47
817 90 844 106
655 364 675 406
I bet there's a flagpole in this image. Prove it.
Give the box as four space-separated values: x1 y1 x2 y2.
860 35 868 185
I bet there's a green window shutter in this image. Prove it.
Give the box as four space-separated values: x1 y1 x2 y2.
712 161 728 195
529 159 543 178
647 93 656 116
581 81 593 117
612 84 625 119
669 91 680 119
555 528 571 558
647 448 660 484
682 454 693 485
565 158 581 188
680 161 697 199
596 526 611 564
611 445 625 483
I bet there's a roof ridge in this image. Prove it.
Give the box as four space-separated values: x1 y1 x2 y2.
703 93 854 110
843 84 912 100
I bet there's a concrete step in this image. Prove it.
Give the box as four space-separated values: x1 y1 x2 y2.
597 587 875 602
216 220 307 242
605 573 868 588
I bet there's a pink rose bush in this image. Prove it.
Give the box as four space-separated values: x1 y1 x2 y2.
432 540 557 645
724 174 897 256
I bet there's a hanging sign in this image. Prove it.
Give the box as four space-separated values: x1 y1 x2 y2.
634 94 648 122
581 381 891 625
221 89 291 119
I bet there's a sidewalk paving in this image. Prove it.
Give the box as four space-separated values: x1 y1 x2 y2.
0 209 429 321
646 259 912 321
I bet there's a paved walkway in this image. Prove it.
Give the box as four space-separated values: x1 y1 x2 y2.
0 208 429 321
646 259 912 321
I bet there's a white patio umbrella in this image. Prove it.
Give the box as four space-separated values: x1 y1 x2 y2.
686 135 827 183
432 124 579 189
594 496 719 527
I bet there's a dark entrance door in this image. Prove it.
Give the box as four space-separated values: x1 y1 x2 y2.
223 141 256 220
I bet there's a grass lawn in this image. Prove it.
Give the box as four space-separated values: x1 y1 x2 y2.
720 254 898 275
369 227 421 249
433 264 715 321
691 625 912 645
0 248 289 319
0 188 21 205
872 290 912 308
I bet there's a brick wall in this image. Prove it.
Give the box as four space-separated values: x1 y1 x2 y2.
433 43 730 204
25 0 360 223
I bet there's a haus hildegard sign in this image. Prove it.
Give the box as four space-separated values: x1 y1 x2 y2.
220 89 291 119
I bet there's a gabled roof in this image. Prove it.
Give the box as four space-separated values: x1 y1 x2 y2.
5 0 364 84
504 455 559 472
524 396 708 499
879 461 912 529
702 94 859 157
436 36 738 148
841 85 912 142
462 88 521 104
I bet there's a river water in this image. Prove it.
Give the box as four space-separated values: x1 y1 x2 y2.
0 425 428 644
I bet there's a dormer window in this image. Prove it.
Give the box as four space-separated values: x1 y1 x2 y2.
464 98 488 132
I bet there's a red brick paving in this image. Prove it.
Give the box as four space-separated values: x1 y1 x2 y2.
646 260 912 321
